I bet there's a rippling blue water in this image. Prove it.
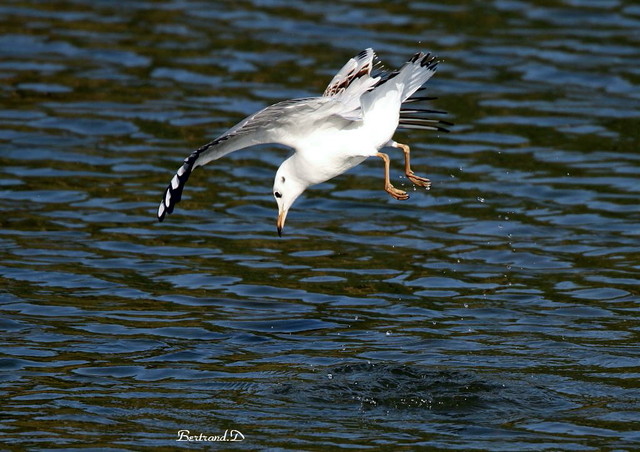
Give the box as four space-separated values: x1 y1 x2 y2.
1 0 639 449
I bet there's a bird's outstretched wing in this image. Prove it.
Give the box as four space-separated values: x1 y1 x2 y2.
157 97 338 222
394 52 452 132
369 51 452 133
323 48 378 97
322 48 380 121
325 49 450 131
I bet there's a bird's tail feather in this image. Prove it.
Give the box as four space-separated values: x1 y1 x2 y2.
361 52 438 116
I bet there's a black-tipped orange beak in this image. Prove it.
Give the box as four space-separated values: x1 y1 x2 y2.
276 210 287 237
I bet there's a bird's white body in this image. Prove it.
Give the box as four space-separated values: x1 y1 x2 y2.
158 48 447 235
276 76 406 187
286 121 394 186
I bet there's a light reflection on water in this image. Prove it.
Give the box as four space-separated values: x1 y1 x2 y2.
1 0 639 449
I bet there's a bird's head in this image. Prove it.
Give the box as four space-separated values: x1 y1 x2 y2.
273 159 307 237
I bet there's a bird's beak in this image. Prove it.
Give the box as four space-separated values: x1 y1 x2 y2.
276 209 288 237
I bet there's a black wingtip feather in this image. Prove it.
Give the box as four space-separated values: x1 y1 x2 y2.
399 117 454 126
398 123 451 133
400 108 448 115
157 149 200 222
409 51 422 63
157 135 232 222
420 53 437 69
403 95 439 103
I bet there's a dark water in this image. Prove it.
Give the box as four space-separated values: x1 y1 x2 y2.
1 0 639 449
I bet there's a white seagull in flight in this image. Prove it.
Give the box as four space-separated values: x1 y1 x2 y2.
157 48 450 236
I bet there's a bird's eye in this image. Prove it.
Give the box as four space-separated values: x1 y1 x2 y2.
274 191 282 198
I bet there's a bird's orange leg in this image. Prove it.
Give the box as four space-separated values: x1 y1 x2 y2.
376 152 409 200
393 142 431 188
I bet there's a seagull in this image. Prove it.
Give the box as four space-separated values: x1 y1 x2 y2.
157 48 450 236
